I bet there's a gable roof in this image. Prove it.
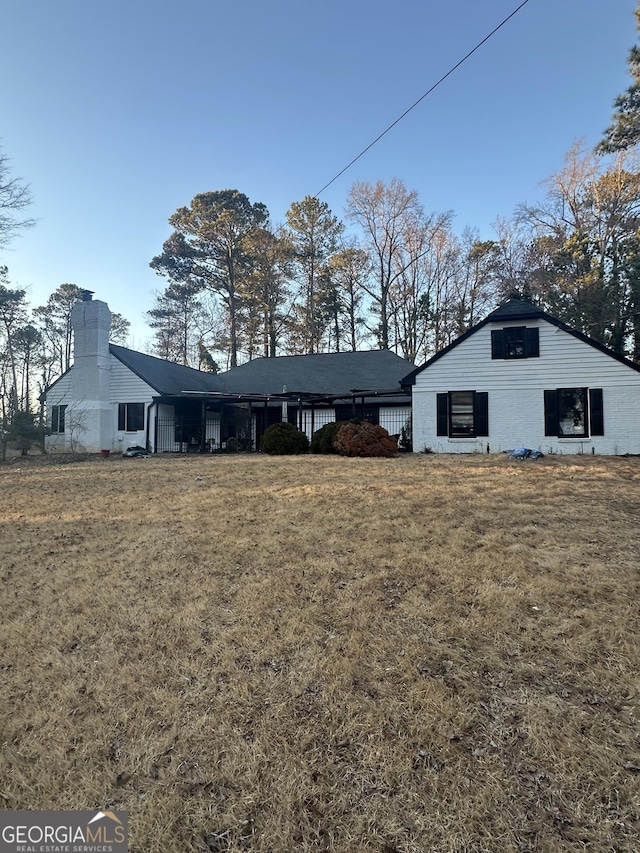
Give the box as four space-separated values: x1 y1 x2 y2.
218 349 414 397
110 345 227 395
110 345 413 400
401 295 640 386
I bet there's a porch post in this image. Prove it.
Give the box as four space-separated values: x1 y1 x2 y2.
200 399 206 452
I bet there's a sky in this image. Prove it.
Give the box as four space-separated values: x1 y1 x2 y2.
1 0 637 347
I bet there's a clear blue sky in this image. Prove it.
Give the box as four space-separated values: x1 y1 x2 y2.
1 0 636 346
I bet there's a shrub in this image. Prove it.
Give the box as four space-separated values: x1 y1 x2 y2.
398 418 413 452
260 421 310 455
333 421 398 458
310 419 360 454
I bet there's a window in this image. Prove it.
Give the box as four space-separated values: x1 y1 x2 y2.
118 402 145 432
51 404 67 433
544 388 604 438
437 391 488 438
491 327 539 359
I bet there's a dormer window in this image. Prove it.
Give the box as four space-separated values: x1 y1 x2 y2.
491 326 539 359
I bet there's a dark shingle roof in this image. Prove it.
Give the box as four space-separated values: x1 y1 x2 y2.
218 350 414 397
110 345 414 399
110 345 227 395
484 295 545 321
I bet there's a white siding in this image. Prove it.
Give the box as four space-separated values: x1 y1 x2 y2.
412 319 640 455
44 374 74 452
46 355 158 454
109 357 157 452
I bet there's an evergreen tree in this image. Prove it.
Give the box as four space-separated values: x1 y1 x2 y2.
598 4 640 153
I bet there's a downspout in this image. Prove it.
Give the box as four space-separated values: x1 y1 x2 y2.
146 400 157 453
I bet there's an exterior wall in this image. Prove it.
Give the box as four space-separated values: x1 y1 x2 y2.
412 318 640 456
44 373 74 453
45 351 156 454
109 358 156 452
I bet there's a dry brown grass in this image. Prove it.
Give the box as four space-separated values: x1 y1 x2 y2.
1 452 639 853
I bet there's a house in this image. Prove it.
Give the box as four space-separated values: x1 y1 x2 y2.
402 295 640 456
44 295 413 454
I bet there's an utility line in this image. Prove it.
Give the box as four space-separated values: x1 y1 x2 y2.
314 0 530 198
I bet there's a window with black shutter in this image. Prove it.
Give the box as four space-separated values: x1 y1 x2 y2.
544 388 600 438
492 327 539 359
436 392 488 438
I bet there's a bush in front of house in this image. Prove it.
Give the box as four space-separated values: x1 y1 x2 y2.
310 419 361 454
260 422 310 455
333 421 398 458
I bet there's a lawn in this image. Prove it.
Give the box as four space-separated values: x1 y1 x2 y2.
1 452 639 852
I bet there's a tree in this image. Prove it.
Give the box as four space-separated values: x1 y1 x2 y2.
598 4 640 153
516 143 640 357
326 245 370 352
0 146 34 249
0 269 36 456
347 179 436 351
146 280 205 365
242 223 293 358
150 190 268 368
388 209 455 361
33 283 84 375
110 312 130 345
448 233 501 337
0 269 28 417
285 196 344 353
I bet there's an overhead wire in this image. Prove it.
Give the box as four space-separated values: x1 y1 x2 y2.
314 0 531 197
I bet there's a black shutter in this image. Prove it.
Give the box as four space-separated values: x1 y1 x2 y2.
59 405 66 433
491 329 504 359
525 328 539 358
474 392 489 436
436 393 448 436
544 390 558 436
118 403 126 431
589 388 604 436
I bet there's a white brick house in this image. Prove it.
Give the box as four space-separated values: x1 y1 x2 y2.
402 296 640 456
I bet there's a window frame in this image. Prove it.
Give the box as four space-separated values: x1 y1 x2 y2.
118 402 145 432
491 326 539 360
51 404 67 434
437 391 488 438
544 387 604 438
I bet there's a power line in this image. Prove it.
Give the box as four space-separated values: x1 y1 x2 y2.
314 0 531 198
